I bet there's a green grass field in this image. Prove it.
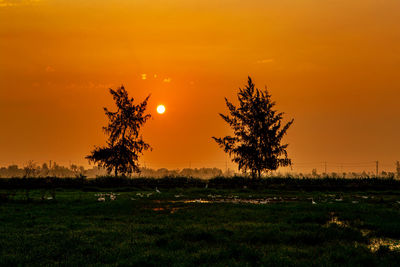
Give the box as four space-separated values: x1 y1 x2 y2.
1 187 400 266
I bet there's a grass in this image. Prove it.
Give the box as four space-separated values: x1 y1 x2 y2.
1 187 400 266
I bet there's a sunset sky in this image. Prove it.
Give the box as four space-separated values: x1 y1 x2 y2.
1 0 399 173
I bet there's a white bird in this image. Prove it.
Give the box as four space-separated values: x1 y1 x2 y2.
312 199 317 205
156 187 161 193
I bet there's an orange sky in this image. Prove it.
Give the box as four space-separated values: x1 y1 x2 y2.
1 0 400 173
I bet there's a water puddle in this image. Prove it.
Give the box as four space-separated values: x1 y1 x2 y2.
325 213 400 252
369 237 400 252
181 198 282 204
325 212 351 228
184 199 212 204
326 215 350 227
360 229 371 236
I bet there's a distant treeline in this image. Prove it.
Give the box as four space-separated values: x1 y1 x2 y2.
0 162 228 179
1 176 400 191
0 162 105 178
1 162 399 180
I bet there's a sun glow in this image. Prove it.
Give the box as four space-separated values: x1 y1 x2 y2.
157 105 166 114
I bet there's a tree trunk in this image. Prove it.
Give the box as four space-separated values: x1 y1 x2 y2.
115 168 118 177
257 169 261 179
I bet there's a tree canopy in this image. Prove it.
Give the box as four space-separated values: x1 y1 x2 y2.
86 86 151 176
213 77 294 178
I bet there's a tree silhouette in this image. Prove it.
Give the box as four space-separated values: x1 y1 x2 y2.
86 86 151 176
213 77 294 178
23 160 39 178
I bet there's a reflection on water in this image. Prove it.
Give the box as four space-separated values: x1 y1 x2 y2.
325 213 400 252
184 199 211 204
369 238 400 252
326 215 350 228
183 198 273 204
360 229 371 236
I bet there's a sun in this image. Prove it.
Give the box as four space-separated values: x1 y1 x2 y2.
156 105 166 114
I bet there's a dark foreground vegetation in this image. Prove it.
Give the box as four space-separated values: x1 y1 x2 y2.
1 176 400 191
1 178 400 266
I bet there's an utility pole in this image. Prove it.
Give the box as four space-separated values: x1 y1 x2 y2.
324 162 327 174
376 161 379 177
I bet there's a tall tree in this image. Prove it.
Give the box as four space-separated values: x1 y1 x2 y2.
213 77 294 178
86 86 151 176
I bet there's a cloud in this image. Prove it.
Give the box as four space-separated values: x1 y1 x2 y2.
163 78 171 83
256 59 274 64
0 0 41 7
